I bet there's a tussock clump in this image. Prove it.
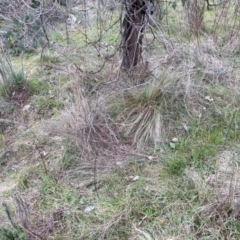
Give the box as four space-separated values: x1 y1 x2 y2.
110 72 184 147
0 58 29 103
47 76 119 161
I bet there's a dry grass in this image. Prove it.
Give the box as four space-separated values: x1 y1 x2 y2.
183 150 240 239
109 73 179 146
108 34 238 147
45 75 121 167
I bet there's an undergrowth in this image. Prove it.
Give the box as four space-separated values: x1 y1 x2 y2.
1 1 240 240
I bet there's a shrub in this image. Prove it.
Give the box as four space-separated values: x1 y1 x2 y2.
1 16 45 55
0 0 69 55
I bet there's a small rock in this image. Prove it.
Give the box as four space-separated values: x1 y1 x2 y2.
84 206 95 213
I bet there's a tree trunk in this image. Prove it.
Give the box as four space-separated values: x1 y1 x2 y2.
121 0 148 69
184 0 205 34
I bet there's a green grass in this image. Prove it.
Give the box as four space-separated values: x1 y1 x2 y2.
50 25 68 43
60 142 82 170
33 97 62 117
27 78 50 96
40 49 63 64
0 62 27 97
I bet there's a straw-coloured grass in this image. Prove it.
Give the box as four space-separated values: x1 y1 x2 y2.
111 74 178 146
46 76 119 161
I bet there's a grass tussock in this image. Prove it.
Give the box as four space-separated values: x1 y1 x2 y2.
46 76 119 162
0 57 28 103
110 73 180 146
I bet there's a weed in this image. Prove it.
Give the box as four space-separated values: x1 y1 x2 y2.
0 227 26 240
41 49 63 64
33 97 62 117
0 59 28 100
17 174 29 191
1 203 26 240
16 169 34 191
28 78 50 96
37 173 80 211
163 155 187 176
61 142 82 170
50 27 67 43
1 16 45 55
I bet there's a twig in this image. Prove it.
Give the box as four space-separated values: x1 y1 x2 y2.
65 0 70 44
15 195 42 240
90 59 107 74
40 43 49 71
93 150 100 198
40 12 50 46
27 127 51 177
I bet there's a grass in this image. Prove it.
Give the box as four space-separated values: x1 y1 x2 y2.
1 1 240 239
40 49 64 64
110 77 169 146
27 78 50 96
60 142 82 170
33 97 62 117
0 59 27 98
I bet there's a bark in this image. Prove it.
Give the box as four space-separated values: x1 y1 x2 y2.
121 0 149 69
184 0 205 34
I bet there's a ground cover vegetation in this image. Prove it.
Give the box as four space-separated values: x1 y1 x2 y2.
1 0 240 239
